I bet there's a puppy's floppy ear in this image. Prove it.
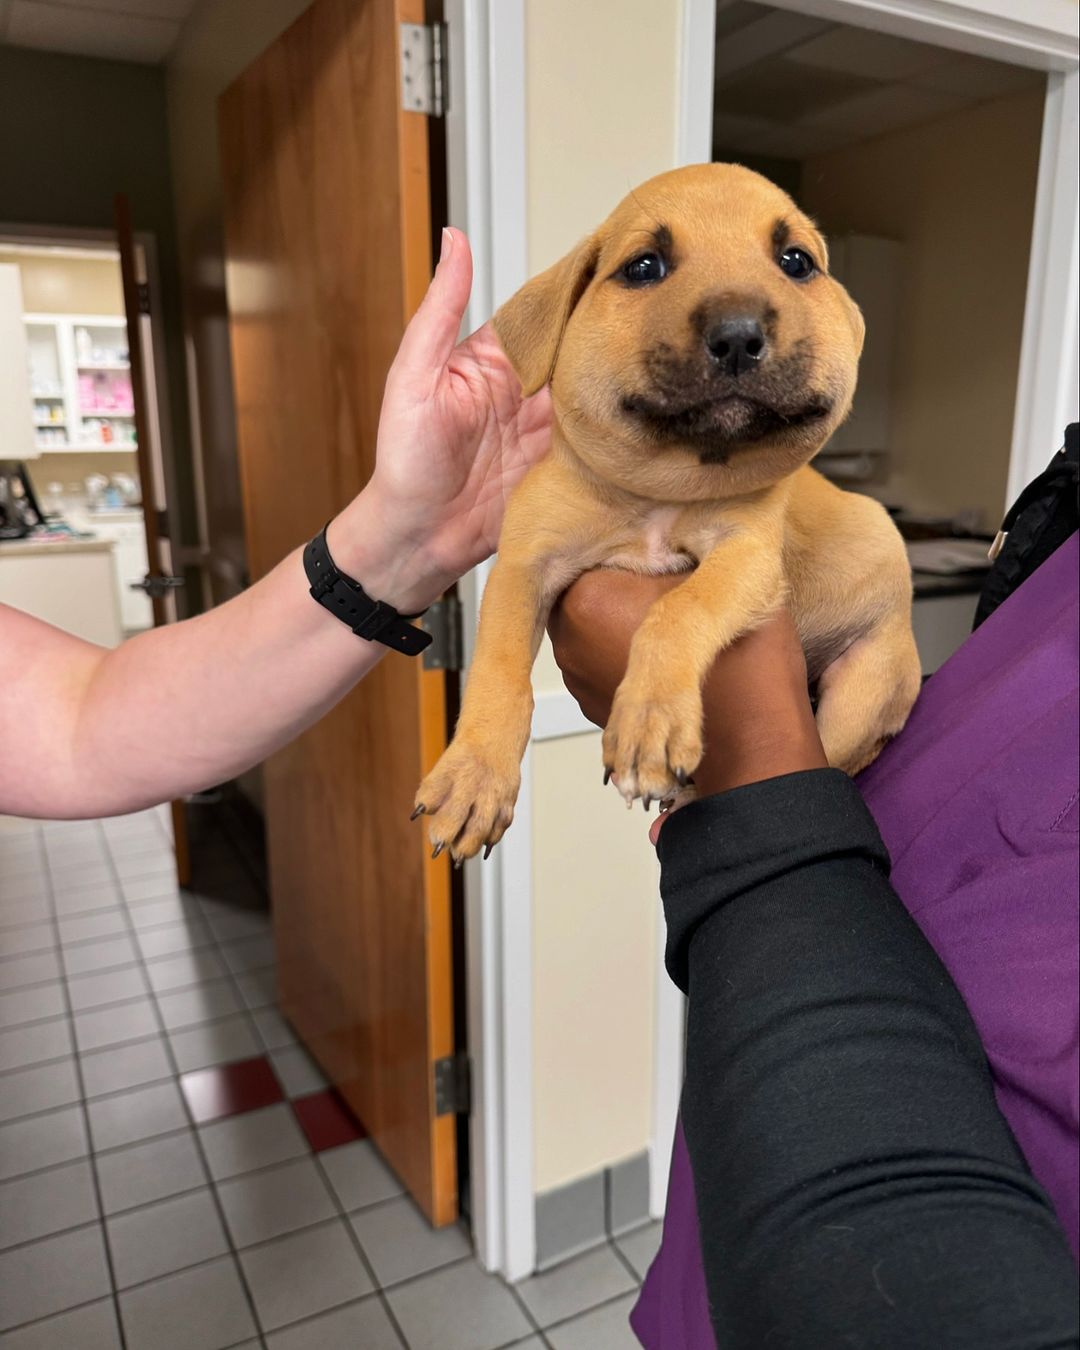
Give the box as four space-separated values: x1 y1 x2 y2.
493 235 600 395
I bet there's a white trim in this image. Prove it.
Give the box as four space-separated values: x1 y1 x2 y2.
760 0 1078 68
676 0 717 166
1007 68 1080 507
446 0 533 1279
531 690 595 742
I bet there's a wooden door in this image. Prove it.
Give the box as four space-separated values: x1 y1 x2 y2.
219 0 456 1224
115 196 191 886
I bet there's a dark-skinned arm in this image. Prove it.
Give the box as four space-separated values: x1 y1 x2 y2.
550 573 1078 1349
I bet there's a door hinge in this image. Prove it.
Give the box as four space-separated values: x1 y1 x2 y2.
136 282 151 315
400 21 446 117
434 1052 471 1117
418 596 463 672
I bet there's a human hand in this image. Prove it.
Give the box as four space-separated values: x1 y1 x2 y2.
548 570 826 825
330 228 552 613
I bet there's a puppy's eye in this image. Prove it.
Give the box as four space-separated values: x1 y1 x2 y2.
778 247 816 281
622 252 667 285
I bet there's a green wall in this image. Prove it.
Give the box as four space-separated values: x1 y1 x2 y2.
0 44 197 589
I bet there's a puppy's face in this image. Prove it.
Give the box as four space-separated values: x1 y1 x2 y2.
495 163 865 501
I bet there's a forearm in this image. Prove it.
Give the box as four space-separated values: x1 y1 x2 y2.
1 494 445 818
663 771 1078 1348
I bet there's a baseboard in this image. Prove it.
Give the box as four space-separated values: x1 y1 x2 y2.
534 1151 651 1270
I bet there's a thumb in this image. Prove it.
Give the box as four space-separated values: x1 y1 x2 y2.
392 227 473 388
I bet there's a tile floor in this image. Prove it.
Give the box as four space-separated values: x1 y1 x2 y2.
0 808 661 1348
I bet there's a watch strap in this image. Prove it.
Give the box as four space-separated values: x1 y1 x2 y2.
304 523 432 656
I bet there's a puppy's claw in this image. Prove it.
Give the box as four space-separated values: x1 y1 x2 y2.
410 804 427 821
431 842 445 860
603 768 612 786
643 795 653 812
483 843 495 862
453 856 464 871
674 769 688 788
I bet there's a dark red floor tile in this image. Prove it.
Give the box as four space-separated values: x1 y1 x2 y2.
179 1055 283 1123
292 1087 367 1152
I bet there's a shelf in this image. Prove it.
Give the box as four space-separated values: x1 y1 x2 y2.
77 361 130 372
79 410 135 418
34 420 67 428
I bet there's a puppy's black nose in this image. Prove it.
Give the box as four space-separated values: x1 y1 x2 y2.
705 316 767 376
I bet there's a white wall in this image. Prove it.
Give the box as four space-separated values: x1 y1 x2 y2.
524 0 683 1196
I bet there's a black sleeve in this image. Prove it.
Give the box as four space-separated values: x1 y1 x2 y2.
658 768 1079 1350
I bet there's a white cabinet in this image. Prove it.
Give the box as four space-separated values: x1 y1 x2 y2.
0 540 123 647
91 513 153 633
0 267 37 462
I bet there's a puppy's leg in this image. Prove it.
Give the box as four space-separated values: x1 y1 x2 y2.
415 558 549 861
604 532 784 801
814 615 921 775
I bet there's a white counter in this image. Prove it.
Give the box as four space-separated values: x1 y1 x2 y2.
0 536 124 647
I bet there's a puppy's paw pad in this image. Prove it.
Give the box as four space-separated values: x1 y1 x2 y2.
415 743 519 863
603 686 703 802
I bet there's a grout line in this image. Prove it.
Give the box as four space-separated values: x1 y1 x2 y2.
608 1235 646 1287
92 820 268 1347
307 1148 410 1349
34 824 131 1350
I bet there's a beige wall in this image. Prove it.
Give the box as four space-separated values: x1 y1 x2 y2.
532 735 660 1192
524 0 682 1195
802 86 1044 530
0 251 124 317
165 0 316 601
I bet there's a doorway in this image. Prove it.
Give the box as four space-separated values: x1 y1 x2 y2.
0 239 153 643
707 6 1049 671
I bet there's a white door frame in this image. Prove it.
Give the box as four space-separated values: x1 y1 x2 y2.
449 0 1078 1282
444 0 534 1279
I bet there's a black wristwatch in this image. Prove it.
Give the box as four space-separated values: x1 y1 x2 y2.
303 522 432 656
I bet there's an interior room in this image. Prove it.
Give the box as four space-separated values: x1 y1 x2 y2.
709 1 1047 666
0 241 153 644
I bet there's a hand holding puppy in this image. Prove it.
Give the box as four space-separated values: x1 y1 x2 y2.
330 228 553 615
549 572 826 810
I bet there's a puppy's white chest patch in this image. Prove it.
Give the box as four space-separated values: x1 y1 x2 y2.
604 507 695 576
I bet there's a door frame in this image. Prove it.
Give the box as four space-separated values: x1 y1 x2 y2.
450 0 1078 1282
445 0 534 1279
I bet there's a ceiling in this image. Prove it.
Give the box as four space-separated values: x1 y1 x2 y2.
0 0 199 65
712 0 1043 160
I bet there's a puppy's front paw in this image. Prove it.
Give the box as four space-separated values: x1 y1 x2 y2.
602 680 703 804
414 740 520 864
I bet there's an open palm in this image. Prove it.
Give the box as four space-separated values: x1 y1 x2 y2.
368 229 552 586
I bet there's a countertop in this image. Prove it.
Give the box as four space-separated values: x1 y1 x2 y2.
912 569 986 600
0 535 114 558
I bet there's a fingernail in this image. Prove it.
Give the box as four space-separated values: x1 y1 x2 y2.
440 227 454 263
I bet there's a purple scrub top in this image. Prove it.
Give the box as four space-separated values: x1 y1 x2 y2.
631 533 1080 1348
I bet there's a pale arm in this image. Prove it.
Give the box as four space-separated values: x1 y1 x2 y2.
0 228 551 820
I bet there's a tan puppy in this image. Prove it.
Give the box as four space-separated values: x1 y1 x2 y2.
414 164 921 861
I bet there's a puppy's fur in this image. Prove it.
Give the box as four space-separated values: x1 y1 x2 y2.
416 164 921 860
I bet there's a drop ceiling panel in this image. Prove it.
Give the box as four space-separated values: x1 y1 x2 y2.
34 0 194 17
1 0 194 61
803 82 969 139
715 59 877 123
785 26 952 82
713 9 830 81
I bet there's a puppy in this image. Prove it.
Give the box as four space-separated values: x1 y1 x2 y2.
414 163 921 862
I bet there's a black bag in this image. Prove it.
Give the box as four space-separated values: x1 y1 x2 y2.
974 423 1079 629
